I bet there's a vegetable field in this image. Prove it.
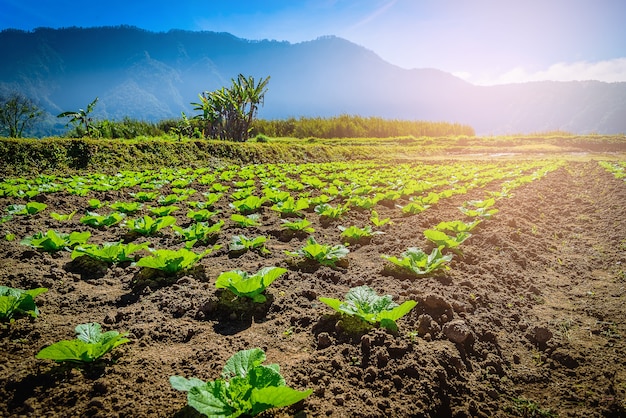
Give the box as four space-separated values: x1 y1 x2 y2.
1 157 625 417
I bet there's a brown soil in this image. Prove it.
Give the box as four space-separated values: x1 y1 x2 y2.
1 160 625 417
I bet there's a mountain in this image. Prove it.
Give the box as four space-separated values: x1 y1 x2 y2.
1 26 625 135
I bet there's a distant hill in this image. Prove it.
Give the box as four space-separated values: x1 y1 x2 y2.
1 26 625 135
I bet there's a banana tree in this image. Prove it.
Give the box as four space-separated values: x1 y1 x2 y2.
57 97 99 137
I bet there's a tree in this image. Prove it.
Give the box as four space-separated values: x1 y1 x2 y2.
0 92 43 138
57 97 99 137
191 74 270 142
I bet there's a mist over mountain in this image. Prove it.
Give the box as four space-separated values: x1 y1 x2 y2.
1 26 625 135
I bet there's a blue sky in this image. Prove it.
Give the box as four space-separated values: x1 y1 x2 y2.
2 0 625 85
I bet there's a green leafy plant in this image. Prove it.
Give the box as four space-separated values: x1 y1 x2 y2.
314 203 349 219
149 205 180 217
231 213 261 228
50 210 78 221
87 198 103 209
229 234 269 255
370 210 392 227
135 247 219 275
158 193 188 206
130 191 158 202
36 322 129 363
71 241 150 264
0 286 47 321
382 247 452 276
459 198 499 218
173 220 224 248
6 202 47 216
187 208 220 222
338 225 383 242
319 285 417 332
271 198 309 217
280 218 315 234
396 201 430 215
199 192 223 207
21 230 91 252
80 212 125 227
215 267 287 303
109 201 143 214
230 195 266 214
423 229 471 255
285 236 349 267
434 219 481 233
126 215 176 236
170 348 311 417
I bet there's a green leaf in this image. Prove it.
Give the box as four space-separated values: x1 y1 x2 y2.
222 348 266 379
251 386 313 411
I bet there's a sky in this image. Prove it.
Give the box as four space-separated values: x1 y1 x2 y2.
1 0 625 85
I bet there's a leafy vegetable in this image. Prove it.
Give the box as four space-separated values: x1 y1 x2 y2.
215 267 287 303
158 193 188 206
109 201 143 214
50 210 78 221
382 247 452 276
36 322 129 363
459 198 499 218
126 215 176 236
285 236 349 267
130 191 158 202
229 195 266 214
187 208 220 222
338 225 383 241
370 210 392 227
314 203 349 219
87 198 104 209
271 198 309 217
280 218 315 233
80 211 126 227
21 230 91 252
319 285 417 332
149 205 180 217
7 202 48 216
434 219 481 233
135 246 219 275
71 241 150 264
173 220 224 248
230 213 261 228
229 235 269 255
423 229 471 255
0 286 47 321
170 348 312 417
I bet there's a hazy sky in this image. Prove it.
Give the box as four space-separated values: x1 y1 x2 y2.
2 0 625 85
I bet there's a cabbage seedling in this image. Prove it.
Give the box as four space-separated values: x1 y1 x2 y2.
280 218 315 233
149 205 180 217
170 348 312 417
135 246 219 275
338 225 383 242
21 230 91 252
80 212 126 227
71 241 150 264
50 210 78 221
109 201 142 214
173 220 224 248
231 213 261 228
434 219 481 233
285 236 349 267
187 208 220 222
382 247 452 276
229 195 266 214
215 267 287 303
126 215 176 236
6 202 47 216
229 234 270 254
423 229 471 255
370 210 392 227
0 286 47 321
36 322 129 364
319 285 417 332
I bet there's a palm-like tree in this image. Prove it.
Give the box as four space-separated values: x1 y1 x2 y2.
57 97 99 137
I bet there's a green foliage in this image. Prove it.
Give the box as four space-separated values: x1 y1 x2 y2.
253 114 475 138
230 195 266 214
0 92 44 138
187 208 220 222
170 348 312 417
397 201 430 215
80 211 125 227
173 220 224 248
150 205 179 217
285 236 349 267
109 201 143 214
50 210 77 221
21 230 91 252
230 213 261 228
215 267 287 303
0 286 47 321
459 198 499 218
130 191 158 202
126 215 176 236
338 225 383 242
57 97 100 138
314 203 349 219
36 322 129 364
319 285 417 332
423 229 471 255
434 219 481 233
271 197 309 217
370 210 392 227
382 247 452 276
280 218 315 233
135 247 219 275
6 201 47 215
88 198 103 209
158 193 188 205
71 241 150 264
229 234 269 254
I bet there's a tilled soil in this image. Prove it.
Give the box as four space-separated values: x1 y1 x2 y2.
1 160 625 417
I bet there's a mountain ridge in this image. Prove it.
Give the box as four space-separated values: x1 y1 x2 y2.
1 26 624 135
